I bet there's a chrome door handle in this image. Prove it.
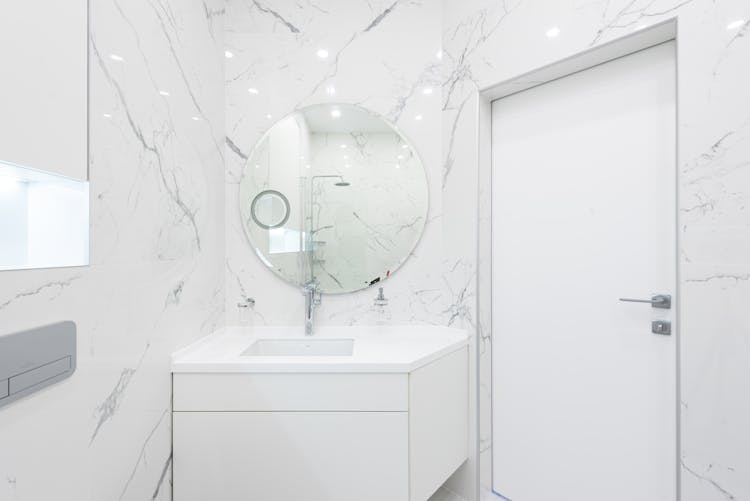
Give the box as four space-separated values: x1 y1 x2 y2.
618 294 671 309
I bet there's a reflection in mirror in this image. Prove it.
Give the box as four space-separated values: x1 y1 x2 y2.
250 190 290 230
240 104 428 293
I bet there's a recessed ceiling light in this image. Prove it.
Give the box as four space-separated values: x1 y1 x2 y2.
248 87 259 94
401 144 408 149
340 144 347 149
306 164 311 169
255 164 260 169
225 50 234 58
102 113 112 118
395 164 401 169
109 54 124 62
414 114 423 121
397 154 404 160
727 19 745 30
159 90 170 96
422 87 433 95
436 50 443 59
546 27 561 38
331 108 341 118
316 49 329 59
191 116 200 121
266 114 273 119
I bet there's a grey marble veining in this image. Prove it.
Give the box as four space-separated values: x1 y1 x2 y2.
89 344 149 445
118 408 170 500
3 1 743 500
0 1 225 500
0 276 82 311
225 0 450 328
224 5 470 496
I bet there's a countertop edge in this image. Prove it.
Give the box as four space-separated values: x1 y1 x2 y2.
170 337 468 374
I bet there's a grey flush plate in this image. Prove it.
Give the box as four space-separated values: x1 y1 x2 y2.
0 321 77 409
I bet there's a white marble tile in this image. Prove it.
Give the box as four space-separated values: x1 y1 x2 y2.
223 2 478 498
3 1 743 500
0 0 225 499
225 0 449 329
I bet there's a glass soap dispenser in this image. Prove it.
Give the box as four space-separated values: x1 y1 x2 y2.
372 287 391 323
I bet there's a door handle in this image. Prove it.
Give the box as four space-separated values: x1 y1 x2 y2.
618 294 671 309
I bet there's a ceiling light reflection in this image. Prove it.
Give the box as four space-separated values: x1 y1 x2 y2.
727 19 745 30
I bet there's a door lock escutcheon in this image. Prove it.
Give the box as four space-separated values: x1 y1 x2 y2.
651 320 671 335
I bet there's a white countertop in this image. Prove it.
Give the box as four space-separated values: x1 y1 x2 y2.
171 325 469 374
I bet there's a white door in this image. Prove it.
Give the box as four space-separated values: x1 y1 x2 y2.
491 41 676 500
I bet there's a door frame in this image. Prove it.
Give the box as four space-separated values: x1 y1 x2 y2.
475 18 681 500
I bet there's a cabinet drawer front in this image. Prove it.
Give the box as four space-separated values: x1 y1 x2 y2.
174 411 409 501
173 372 408 411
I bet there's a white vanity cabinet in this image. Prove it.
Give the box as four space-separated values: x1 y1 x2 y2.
173 344 468 501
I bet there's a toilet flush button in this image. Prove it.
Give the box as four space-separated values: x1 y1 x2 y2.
8 356 71 395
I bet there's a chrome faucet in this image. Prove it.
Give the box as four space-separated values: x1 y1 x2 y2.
373 287 388 308
302 279 321 336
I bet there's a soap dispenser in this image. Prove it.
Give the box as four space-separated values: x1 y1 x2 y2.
372 287 391 323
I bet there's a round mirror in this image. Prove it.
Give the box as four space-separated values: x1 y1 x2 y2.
240 104 428 293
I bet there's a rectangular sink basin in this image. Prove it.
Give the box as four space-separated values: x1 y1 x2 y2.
241 338 354 357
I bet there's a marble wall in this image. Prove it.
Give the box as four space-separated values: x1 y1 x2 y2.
5 1 741 500
441 0 750 500
224 0 466 327
224 1 475 499
0 1 225 499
